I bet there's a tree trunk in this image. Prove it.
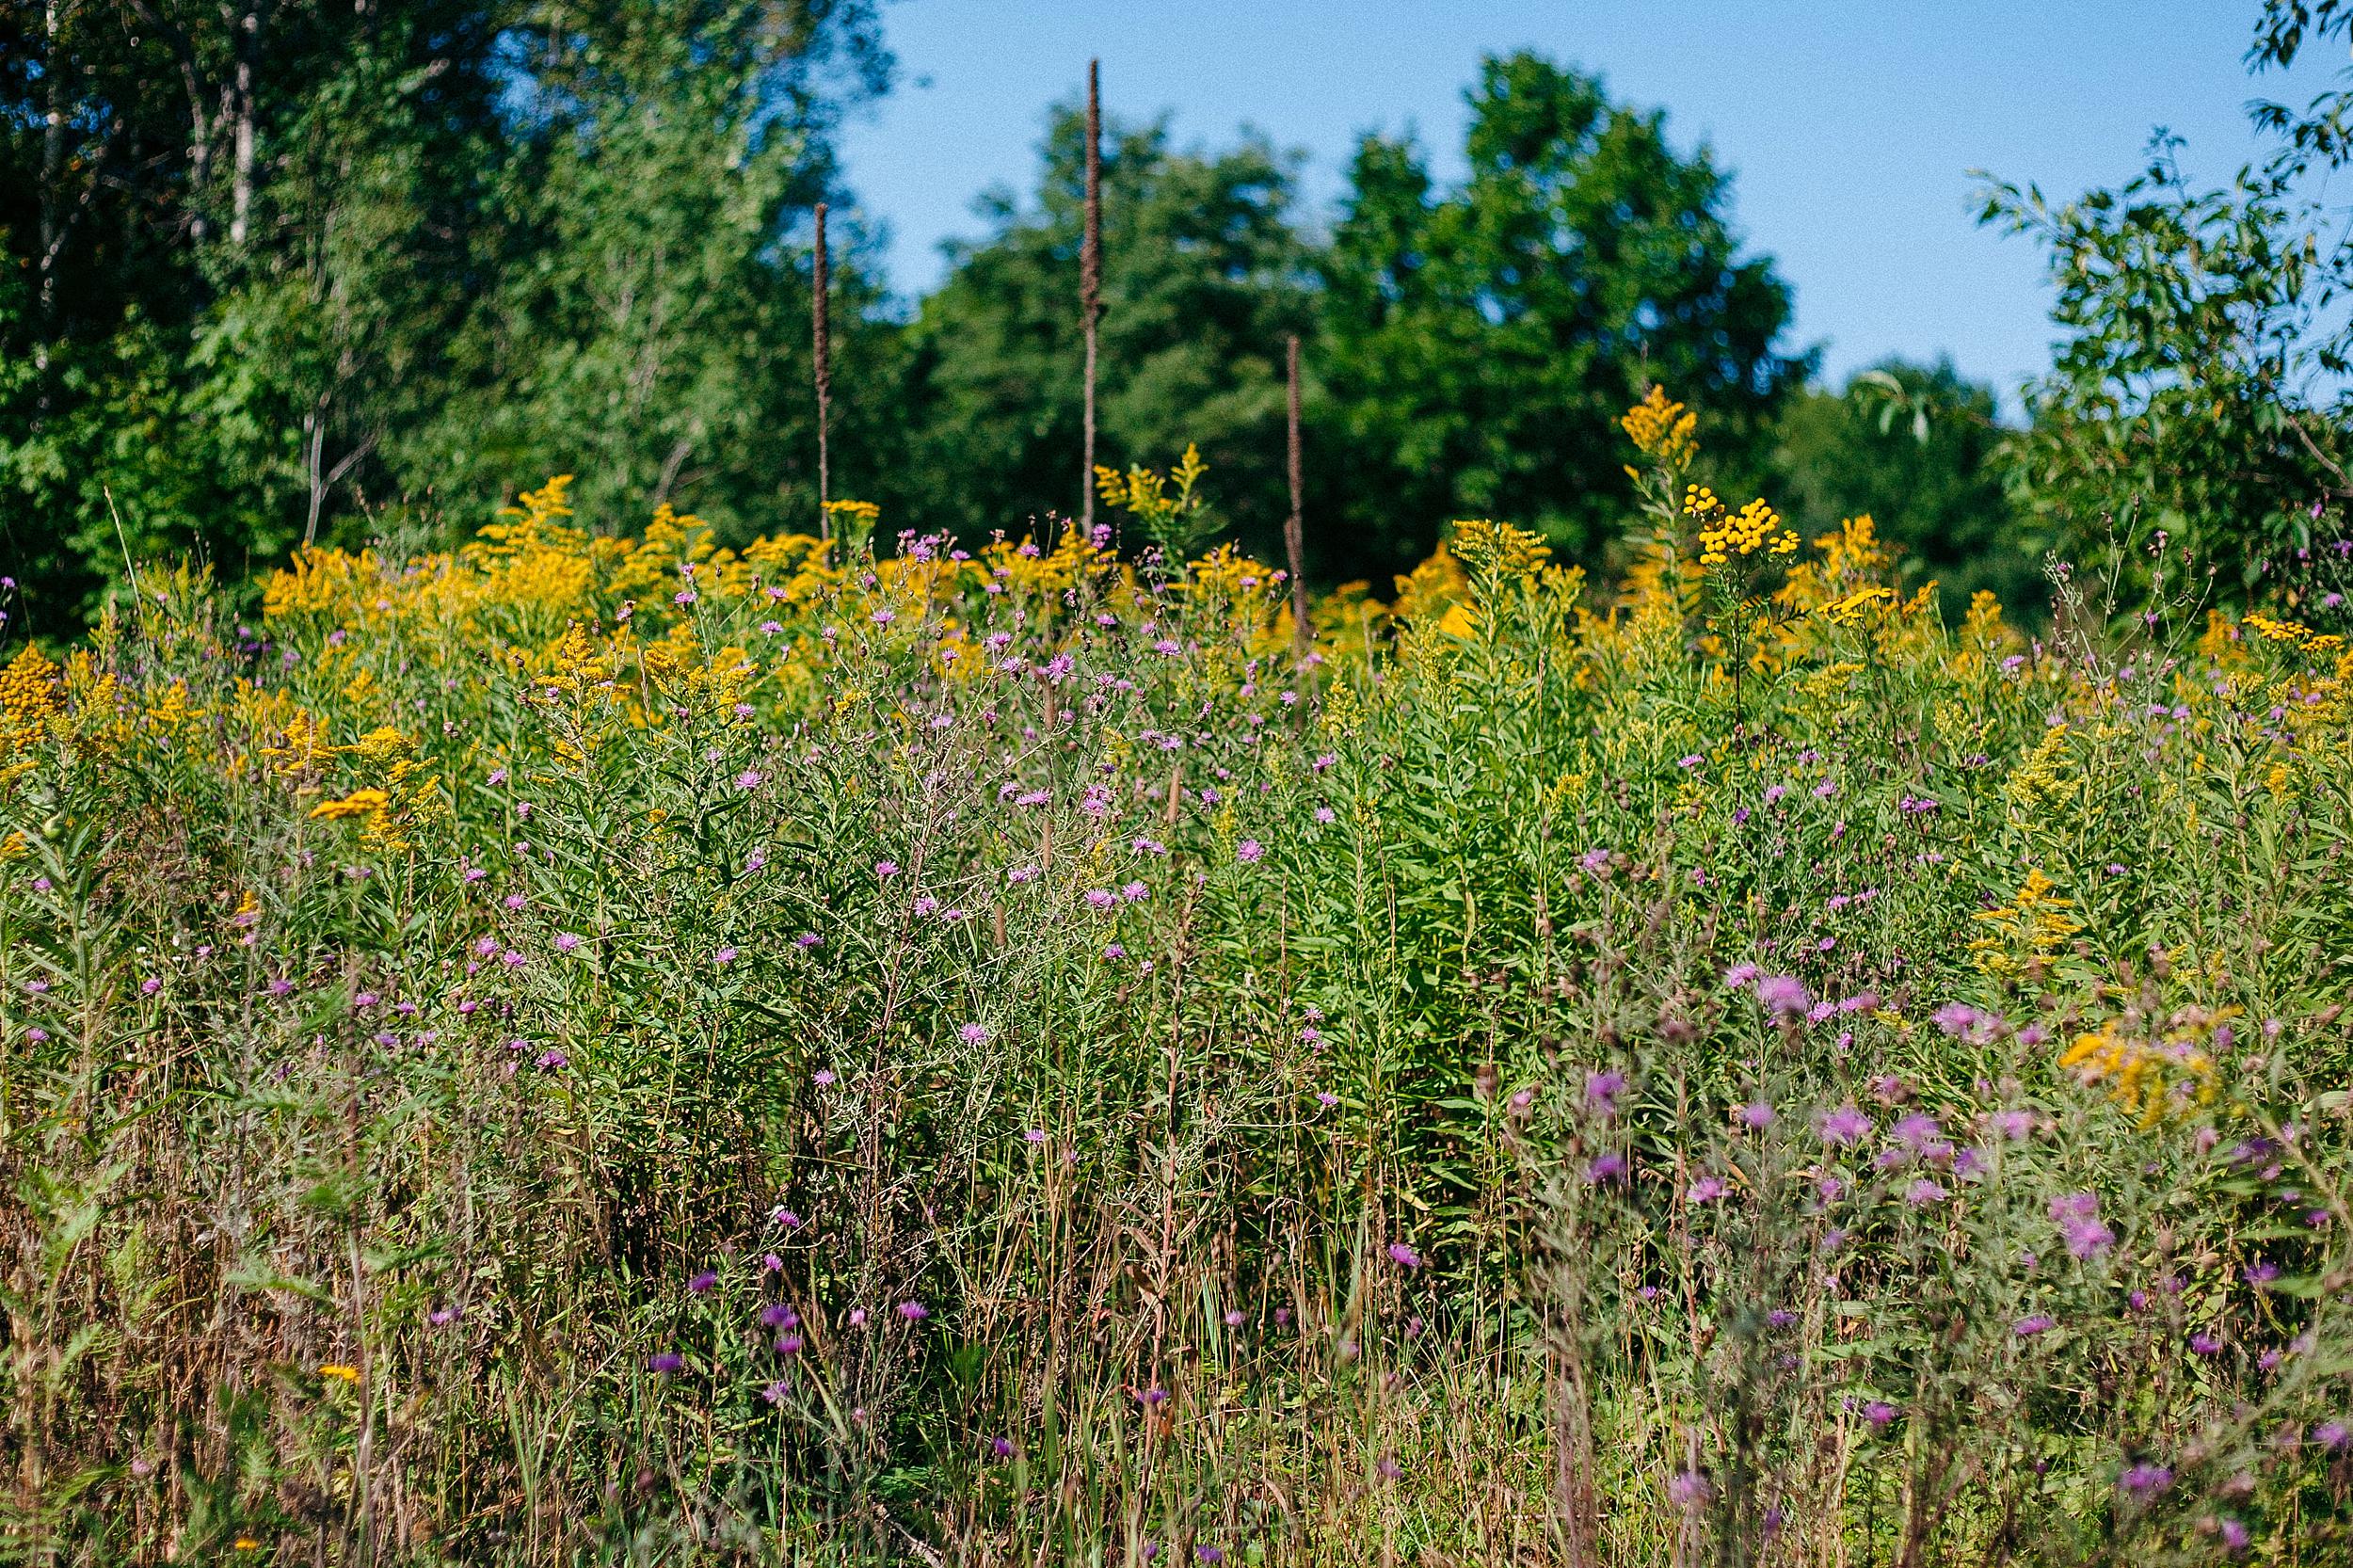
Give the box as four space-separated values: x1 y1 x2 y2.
1080 58 1102 531
812 201 832 538
1285 333 1308 657
229 3 264 248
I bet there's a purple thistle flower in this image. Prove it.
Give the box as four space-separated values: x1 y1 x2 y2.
1236 839 1264 864
687 1270 718 1294
1754 975 1810 1017
1667 1470 1713 1509
1738 1099 1777 1129
2050 1192 2115 1260
1586 1151 1627 1182
1688 1176 1730 1204
2119 1463 2173 1498
2013 1314 2055 1336
1386 1241 1422 1270
1862 1400 1899 1432
1891 1112 1944 1150
958 1021 991 1046
897 1300 928 1321
648 1352 684 1374
2190 1332 2224 1356
1818 1105 1873 1147
1583 1069 1627 1116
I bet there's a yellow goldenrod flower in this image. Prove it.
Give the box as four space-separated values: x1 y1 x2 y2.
309 789 391 823
1621 386 1699 466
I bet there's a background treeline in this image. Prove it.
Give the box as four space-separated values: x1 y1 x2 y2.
8 0 2353 639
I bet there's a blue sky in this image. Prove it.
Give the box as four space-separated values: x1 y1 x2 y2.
833 1 2329 401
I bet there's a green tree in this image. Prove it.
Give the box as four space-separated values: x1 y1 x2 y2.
0 0 890 635
409 1 898 544
1770 359 2038 616
1317 51 1809 584
892 104 1315 563
1977 2 2353 587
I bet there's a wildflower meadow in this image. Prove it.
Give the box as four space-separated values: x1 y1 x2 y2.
4 396 2352 1565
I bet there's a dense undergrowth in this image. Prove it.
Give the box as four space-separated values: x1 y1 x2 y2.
3 397 2352 1565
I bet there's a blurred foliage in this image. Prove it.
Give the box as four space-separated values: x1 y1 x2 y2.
1773 359 2039 618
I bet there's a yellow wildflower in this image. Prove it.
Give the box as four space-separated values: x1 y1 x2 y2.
1620 386 1699 467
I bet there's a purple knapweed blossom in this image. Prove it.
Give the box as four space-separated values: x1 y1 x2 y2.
1721 961 1760 988
1862 1400 1899 1432
555 933 581 952
760 1303 796 1328
1818 1105 1873 1147
897 1300 928 1321
2191 1332 2224 1356
713 947 737 967
1904 1177 1948 1207
648 1352 685 1374
1585 1152 1627 1182
1667 1470 1713 1509
688 1271 718 1294
959 1022 991 1046
1387 1241 1422 1270
2050 1192 2115 1260
1891 1112 1945 1155
1688 1176 1730 1204
1931 1002 1979 1037
1236 839 1264 864
2013 1314 2055 1337
2119 1464 2173 1499
1738 1100 1777 1129
1754 975 1810 1017
1584 1069 1626 1116
873 859 900 878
